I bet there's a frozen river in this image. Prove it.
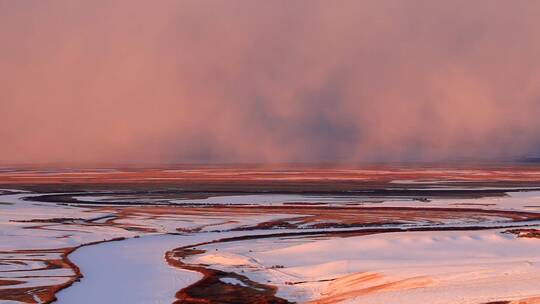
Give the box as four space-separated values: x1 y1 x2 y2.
55 234 201 304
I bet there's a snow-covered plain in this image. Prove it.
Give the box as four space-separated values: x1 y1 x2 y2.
72 190 540 211
372 190 540 212
2 184 540 303
74 193 410 205
0 189 319 303
186 229 540 304
0 192 134 250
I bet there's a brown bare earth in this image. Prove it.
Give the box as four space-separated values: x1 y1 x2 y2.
0 247 77 303
89 205 540 233
166 248 291 304
504 229 540 239
0 238 125 304
2 165 540 186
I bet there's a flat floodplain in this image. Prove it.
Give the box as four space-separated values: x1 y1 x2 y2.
1 166 540 304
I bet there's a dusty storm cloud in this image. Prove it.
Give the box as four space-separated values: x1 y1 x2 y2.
1 0 540 164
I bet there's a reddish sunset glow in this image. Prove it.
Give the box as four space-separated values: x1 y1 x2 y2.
1 0 540 165
2 3 540 303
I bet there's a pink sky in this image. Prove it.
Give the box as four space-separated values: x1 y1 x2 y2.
1 0 540 164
